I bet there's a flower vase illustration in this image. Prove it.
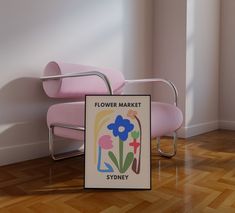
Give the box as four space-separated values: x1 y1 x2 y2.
95 111 142 175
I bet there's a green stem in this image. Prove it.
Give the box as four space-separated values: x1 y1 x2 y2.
119 139 123 172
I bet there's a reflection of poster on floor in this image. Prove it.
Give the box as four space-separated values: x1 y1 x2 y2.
85 95 151 189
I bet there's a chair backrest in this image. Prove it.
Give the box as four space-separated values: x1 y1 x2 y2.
42 61 125 99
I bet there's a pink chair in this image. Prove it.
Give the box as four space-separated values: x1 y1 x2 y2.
41 61 183 160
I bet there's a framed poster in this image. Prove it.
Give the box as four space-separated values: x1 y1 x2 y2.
85 95 151 189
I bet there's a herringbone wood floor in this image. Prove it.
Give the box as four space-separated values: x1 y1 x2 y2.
1 130 235 212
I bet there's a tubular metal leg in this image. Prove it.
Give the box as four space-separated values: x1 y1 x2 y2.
49 124 85 161
157 132 177 158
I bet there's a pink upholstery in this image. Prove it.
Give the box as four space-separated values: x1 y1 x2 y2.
151 102 183 137
47 102 183 140
47 102 85 140
42 61 125 99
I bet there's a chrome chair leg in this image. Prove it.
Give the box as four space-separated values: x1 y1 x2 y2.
49 123 85 161
157 132 177 158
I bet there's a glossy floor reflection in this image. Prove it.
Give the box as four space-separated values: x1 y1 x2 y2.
0 130 235 212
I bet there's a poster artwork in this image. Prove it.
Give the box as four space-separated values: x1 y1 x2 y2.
85 95 151 189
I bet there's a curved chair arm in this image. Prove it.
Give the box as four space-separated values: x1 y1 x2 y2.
125 78 178 106
40 71 113 95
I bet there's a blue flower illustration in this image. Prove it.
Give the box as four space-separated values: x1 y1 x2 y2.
107 115 134 141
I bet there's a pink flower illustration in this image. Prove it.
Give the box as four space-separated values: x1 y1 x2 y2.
98 135 113 150
127 109 137 119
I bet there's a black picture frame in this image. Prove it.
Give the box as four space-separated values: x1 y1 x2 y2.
84 95 152 190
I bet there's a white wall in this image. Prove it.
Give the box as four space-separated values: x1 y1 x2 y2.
153 0 187 137
185 0 220 137
219 0 235 130
123 0 153 94
153 0 220 138
0 0 153 165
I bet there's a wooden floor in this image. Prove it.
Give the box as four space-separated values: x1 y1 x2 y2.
1 130 235 212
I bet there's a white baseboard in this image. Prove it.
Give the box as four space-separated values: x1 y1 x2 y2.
0 139 84 166
219 120 235 130
178 120 219 138
0 140 49 166
176 127 187 138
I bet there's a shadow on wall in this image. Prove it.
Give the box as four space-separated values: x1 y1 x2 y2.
0 77 52 148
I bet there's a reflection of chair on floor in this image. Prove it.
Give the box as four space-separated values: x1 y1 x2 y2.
41 61 183 160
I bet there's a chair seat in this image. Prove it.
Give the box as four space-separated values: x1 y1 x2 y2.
151 102 183 137
47 102 183 140
47 102 85 141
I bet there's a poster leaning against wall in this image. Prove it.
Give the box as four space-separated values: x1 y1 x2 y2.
85 95 151 189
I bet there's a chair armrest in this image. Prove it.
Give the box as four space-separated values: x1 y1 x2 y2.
40 71 113 95
125 78 178 106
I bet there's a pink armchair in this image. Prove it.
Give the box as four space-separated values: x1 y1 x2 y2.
41 61 183 160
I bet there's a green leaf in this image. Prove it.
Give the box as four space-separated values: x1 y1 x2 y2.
121 152 134 173
108 151 120 172
119 139 123 171
131 131 140 139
